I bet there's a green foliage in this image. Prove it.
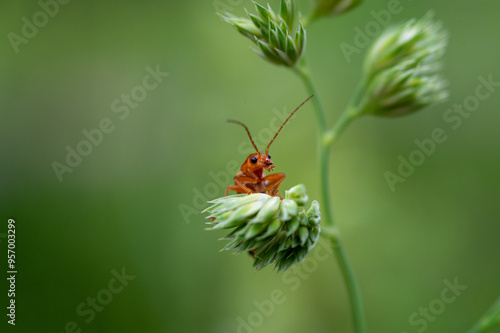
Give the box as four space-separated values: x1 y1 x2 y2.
360 58 449 117
312 0 363 19
221 0 305 67
204 185 320 271
358 12 449 116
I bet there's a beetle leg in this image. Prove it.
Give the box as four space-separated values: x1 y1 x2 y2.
228 175 260 195
225 184 247 196
261 173 286 196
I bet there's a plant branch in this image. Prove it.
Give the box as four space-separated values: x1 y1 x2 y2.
467 295 500 333
293 59 366 333
293 59 328 135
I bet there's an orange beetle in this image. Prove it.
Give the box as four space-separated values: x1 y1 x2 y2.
225 95 313 197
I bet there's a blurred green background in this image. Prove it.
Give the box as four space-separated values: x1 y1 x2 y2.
1 0 500 332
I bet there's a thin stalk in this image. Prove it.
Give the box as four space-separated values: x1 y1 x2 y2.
467 295 500 333
293 59 366 333
293 61 327 135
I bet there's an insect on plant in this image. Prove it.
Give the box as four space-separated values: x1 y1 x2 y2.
225 95 314 197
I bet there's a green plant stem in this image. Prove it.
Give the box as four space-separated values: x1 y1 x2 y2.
293 62 328 135
467 295 500 333
293 59 366 333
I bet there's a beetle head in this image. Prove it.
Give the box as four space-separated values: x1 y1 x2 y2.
246 152 275 172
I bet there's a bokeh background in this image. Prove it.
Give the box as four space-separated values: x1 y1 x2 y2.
1 0 500 332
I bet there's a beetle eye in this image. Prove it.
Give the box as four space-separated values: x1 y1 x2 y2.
268 154 271 159
250 156 257 164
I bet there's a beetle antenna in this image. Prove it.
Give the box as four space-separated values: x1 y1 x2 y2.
265 95 314 155
227 119 260 154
